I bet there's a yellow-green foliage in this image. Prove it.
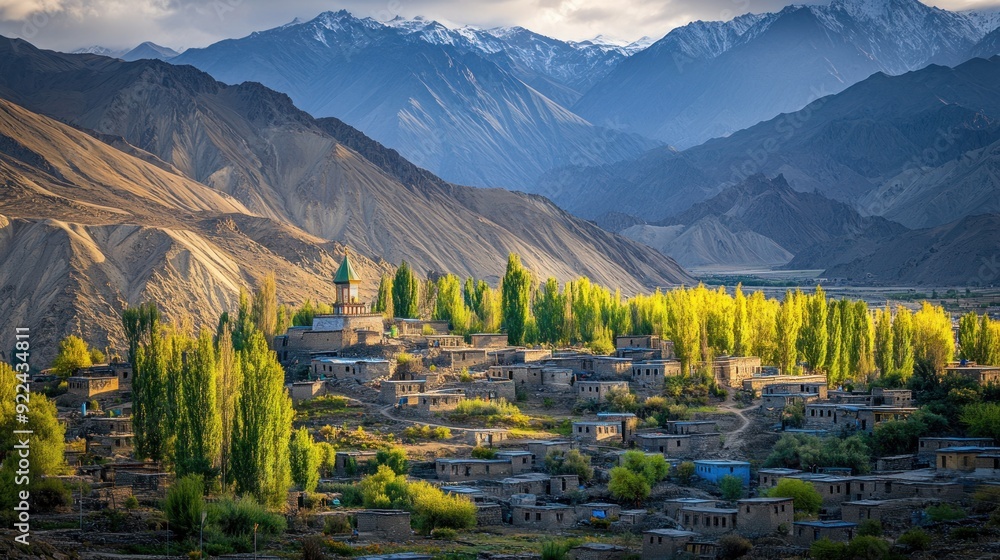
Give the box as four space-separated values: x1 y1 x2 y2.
403 425 452 441
357 466 476 534
453 398 529 428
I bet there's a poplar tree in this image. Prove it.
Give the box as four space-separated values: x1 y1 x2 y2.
127 304 169 462
733 284 749 356
216 325 242 489
392 261 420 319
826 303 845 385
776 290 804 375
173 330 222 479
434 274 471 333
374 274 394 317
231 331 293 507
534 277 565 345
958 312 980 361
667 287 701 374
289 427 320 493
874 305 895 375
977 314 1000 366
913 302 954 372
892 305 915 378
501 254 533 346
799 287 828 372
252 272 278 345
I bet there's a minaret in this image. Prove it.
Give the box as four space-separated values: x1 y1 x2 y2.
333 250 364 315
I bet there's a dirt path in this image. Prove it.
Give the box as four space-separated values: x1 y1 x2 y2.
717 389 758 451
377 404 477 433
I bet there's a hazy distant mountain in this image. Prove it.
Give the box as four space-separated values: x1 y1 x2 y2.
574 0 992 149
540 57 1000 227
71 45 128 58
121 41 179 61
616 175 906 269
824 213 1000 285
170 10 657 190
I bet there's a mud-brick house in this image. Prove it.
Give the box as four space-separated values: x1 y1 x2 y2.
435 458 513 482
466 428 509 447
470 333 508 349
524 440 573 460
937 446 1000 473
511 503 575 529
664 498 717 520
642 529 699 560
68 375 119 398
335 451 377 475
571 421 621 444
355 509 412 540
918 437 994 463
592 357 633 377
311 357 392 382
576 502 621 522
792 520 856 547
713 355 762 386
597 412 639 442
758 468 802 488
841 499 927 527
379 379 427 405
694 460 751 485
735 497 793 537
630 360 683 388
576 380 629 403
678 506 737 535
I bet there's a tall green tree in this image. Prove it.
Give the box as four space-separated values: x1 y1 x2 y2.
251 272 278 345
534 277 565 345
231 331 293 506
799 287 828 372
128 306 169 462
0 363 66 489
501 254 533 346
173 330 222 479
776 290 804 375
392 261 420 319
958 312 980 361
733 284 749 356
913 302 954 372
977 314 1000 366
891 306 915 378
289 427 320 493
216 324 242 490
374 274 394 317
433 274 471 334
666 287 702 374
826 303 845 385
874 305 895 375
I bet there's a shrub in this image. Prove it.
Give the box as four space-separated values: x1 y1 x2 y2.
589 516 611 529
608 466 651 506
809 538 847 560
327 483 363 507
302 536 328 560
719 534 752 560
124 495 140 511
719 475 744 501
620 450 669 485
845 535 889 560
453 398 529 427
374 447 409 475
32 478 71 513
428 364 437 372
544 449 593 483
542 397 554 409
430 527 458 540
540 539 583 560
163 474 205 539
765 478 822 515
433 427 451 439
764 433 871 474
459 371 473 383
676 462 696 485
604 386 638 413
409 480 477 534
857 519 883 537
896 528 930 551
926 503 966 522
471 446 498 459
208 496 286 541
323 514 352 535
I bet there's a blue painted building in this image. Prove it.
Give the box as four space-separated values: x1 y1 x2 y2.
693 460 751 485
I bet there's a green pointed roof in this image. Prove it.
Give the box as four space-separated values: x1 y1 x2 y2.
334 251 360 284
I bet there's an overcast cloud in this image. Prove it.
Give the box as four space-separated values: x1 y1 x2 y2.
1 0 999 52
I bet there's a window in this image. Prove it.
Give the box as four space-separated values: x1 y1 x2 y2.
535 513 542 521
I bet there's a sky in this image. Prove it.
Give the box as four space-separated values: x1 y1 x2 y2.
1 0 1000 52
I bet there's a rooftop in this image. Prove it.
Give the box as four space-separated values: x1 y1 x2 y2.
333 251 360 283
794 520 858 528
694 460 750 466
645 528 700 537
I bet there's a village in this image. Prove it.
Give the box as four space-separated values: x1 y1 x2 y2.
21 253 1000 560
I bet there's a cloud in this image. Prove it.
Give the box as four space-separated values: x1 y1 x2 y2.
0 0 999 52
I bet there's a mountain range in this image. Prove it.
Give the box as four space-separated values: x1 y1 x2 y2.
0 36 690 364
166 11 658 190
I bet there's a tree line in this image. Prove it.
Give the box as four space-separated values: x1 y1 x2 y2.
366 254 961 383
126 272 293 507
